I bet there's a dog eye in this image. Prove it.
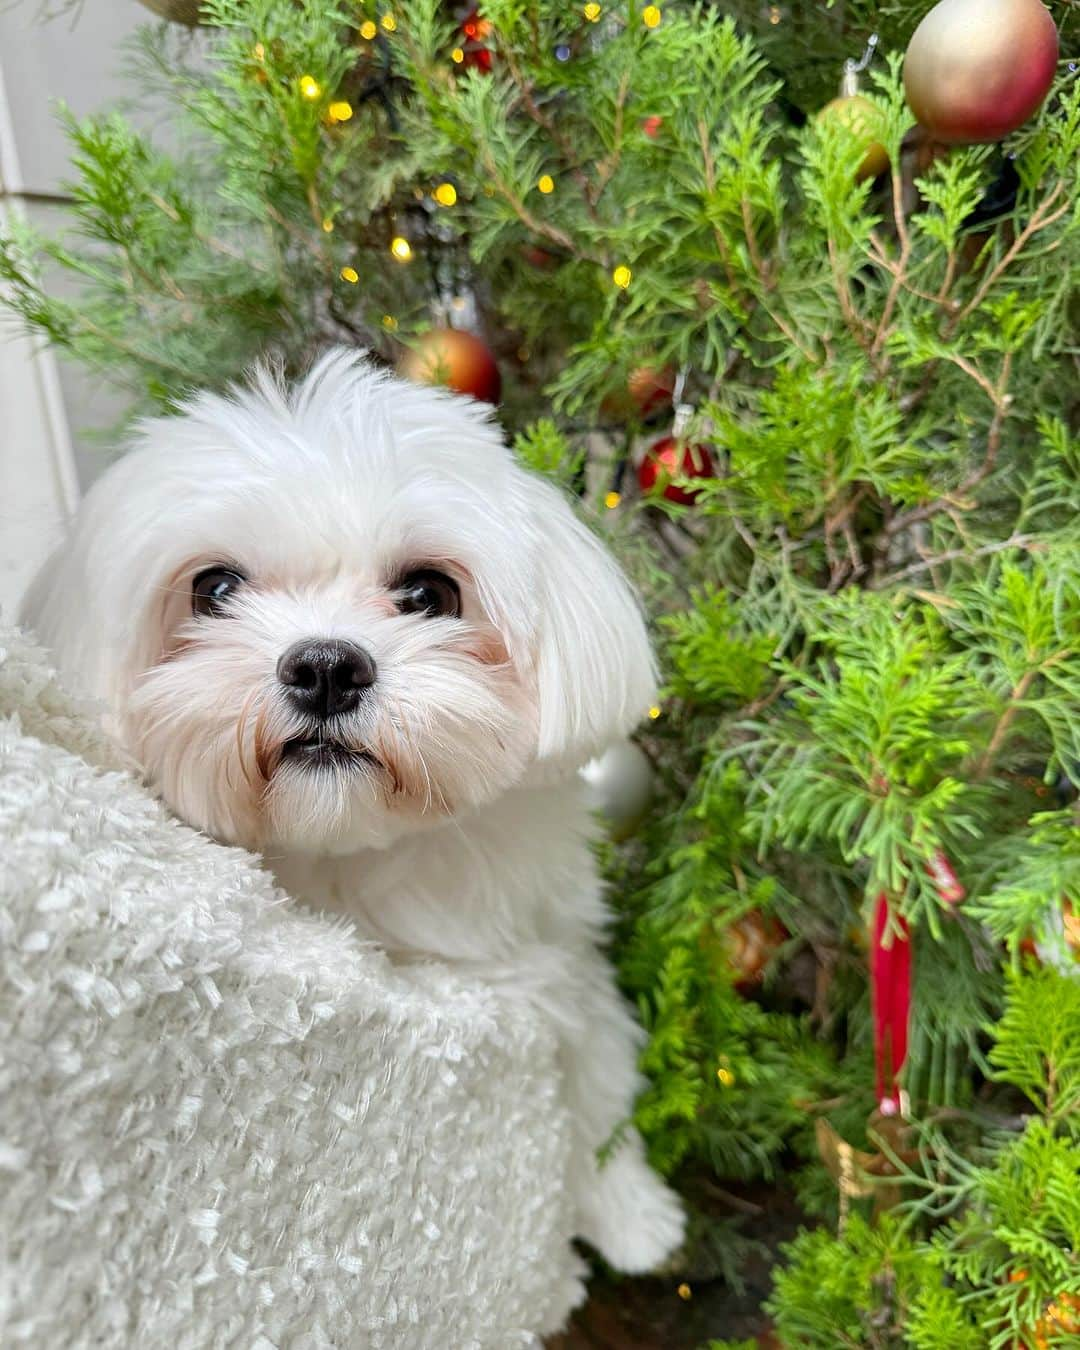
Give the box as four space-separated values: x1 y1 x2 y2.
192 567 246 618
396 569 461 619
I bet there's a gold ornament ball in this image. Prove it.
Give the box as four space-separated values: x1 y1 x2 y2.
903 0 1058 144
817 94 889 182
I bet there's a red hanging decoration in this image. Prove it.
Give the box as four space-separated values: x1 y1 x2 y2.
637 436 715 504
458 9 494 70
926 849 965 905
871 894 912 1116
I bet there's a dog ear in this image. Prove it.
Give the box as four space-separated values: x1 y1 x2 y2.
513 471 657 766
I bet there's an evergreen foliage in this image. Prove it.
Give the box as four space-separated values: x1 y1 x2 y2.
5 0 1080 1341
767 968 1080 1349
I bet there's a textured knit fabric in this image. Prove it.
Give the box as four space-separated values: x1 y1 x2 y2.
0 625 585 1349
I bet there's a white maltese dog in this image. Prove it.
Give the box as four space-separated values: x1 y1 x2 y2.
22 350 685 1274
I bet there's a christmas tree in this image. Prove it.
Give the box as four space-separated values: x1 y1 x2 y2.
5 0 1080 1343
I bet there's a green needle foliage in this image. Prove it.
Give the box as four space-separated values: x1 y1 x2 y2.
768 969 1080 1349
6 0 1080 1340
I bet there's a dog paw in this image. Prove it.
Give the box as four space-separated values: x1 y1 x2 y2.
577 1142 686 1274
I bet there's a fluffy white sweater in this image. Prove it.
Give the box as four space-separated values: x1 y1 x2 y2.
0 625 586 1348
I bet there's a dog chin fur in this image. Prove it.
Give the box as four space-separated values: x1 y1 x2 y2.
21 349 686 1275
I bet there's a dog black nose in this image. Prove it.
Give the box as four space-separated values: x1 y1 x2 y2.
277 639 377 719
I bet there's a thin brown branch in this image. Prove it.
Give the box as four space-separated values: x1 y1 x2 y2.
827 235 872 350
502 46 598 217
871 166 913 360
974 668 1039 781
946 182 1069 335
880 351 1013 544
871 532 1039 588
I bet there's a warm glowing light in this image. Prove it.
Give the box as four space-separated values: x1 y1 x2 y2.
300 75 321 100
328 100 353 122
769 4 782 22
434 182 458 207
382 314 398 330
648 704 661 720
612 264 632 289
583 2 601 18
451 46 465 62
390 236 413 261
677 1284 692 1301
380 12 397 31
604 491 621 510
642 5 661 27
717 1067 735 1087
360 19 378 39
322 217 334 232
339 265 359 283
537 174 555 194
253 42 265 59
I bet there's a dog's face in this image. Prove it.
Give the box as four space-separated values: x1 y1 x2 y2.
26 354 655 854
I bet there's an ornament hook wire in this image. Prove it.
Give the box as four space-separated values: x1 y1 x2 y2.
672 364 693 439
841 33 878 96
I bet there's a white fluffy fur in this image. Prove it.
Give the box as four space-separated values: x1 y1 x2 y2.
0 623 585 1346
22 350 685 1274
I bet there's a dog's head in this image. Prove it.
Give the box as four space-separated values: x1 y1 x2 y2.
24 352 655 852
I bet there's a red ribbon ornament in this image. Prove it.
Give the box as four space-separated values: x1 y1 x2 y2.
870 851 964 1115
871 894 911 1116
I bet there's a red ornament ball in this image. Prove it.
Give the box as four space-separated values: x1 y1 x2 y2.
641 114 664 139
399 329 501 404
903 0 1058 144
458 9 494 71
637 436 715 504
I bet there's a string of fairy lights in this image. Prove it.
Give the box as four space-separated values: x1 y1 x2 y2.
283 3 661 297
272 3 723 516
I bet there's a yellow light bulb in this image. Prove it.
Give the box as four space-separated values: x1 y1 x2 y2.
451 46 465 63
537 174 555 194
328 100 353 122
360 19 378 39
648 704 661 720
253 42 266 60
642 4 661 27
322 217 334 233
604 490 621 510
769 4 782 22
390 236 413 261
717 1067 735 1087
434 182 458 207
382 314 398 330
677 1283 692 1301
339 265 359 284
584 1 601 18
380 12 397 31
612 264 632 289
300 74 321 100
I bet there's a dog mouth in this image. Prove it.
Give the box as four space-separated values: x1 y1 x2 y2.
280 735 380 771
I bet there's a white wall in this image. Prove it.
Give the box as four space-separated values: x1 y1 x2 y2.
0 1 146 618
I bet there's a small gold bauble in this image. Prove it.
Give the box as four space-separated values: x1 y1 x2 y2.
817 94 889 182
